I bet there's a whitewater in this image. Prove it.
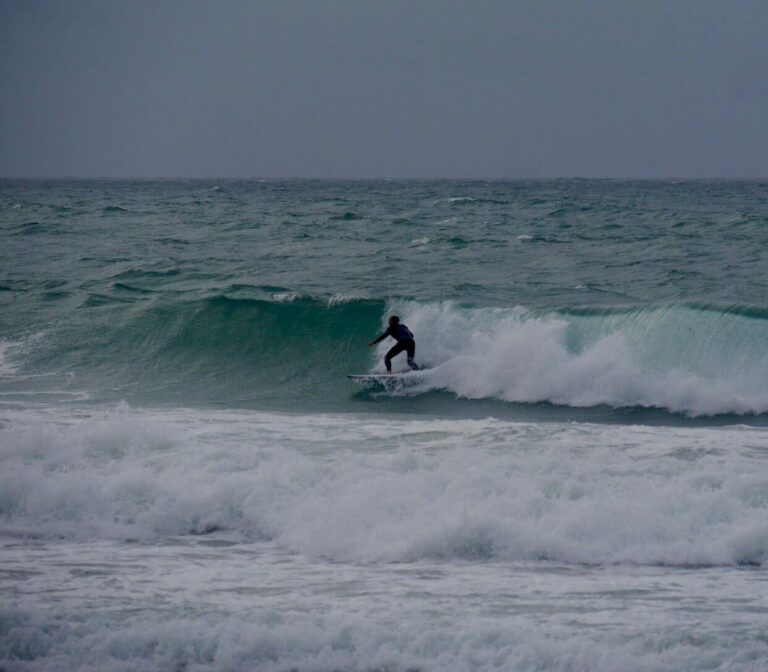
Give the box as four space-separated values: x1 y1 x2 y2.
2 179 768 671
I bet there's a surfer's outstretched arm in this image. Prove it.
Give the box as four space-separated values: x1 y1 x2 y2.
368 328 390 347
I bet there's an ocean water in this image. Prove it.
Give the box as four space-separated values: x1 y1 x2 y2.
1 179 768 671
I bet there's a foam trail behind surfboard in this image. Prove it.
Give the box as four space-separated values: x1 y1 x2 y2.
348 371 425 391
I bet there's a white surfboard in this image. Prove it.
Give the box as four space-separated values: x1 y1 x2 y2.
347 371 424 388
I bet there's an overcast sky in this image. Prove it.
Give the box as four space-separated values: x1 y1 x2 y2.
1 0 766 178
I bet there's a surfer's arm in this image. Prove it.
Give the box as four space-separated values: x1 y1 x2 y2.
368 328 390 347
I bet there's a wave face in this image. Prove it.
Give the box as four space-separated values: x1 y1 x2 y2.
5 294 768 415
10 294 383 407
107 294 382 406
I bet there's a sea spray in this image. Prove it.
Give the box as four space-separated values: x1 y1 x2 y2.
390 300 768 415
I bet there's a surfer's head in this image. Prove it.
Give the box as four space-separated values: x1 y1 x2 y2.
389 315 400 326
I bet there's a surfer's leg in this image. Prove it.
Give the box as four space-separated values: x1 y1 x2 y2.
384 343 405 372
406 341 418 370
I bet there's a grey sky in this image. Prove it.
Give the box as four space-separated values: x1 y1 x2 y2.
1 0 767 178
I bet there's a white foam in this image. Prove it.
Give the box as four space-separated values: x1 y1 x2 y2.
2 406 768 567
0 339 27 377
3 602 765 672
4 407 768 669
270 291 301 302
410 236 432 246
327 293 366 305
380 301 768 416
0 332 53 381
0 342 17 376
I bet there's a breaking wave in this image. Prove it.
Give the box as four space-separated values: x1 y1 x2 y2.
392 300 768 416
7 292 768 415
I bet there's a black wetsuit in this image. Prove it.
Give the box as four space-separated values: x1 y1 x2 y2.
372 324 418 371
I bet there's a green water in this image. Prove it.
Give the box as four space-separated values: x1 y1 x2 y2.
2 179 768 416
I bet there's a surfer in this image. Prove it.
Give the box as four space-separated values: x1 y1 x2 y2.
368 315 419 373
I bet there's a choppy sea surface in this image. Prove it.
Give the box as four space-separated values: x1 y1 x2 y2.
2 179 768 671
